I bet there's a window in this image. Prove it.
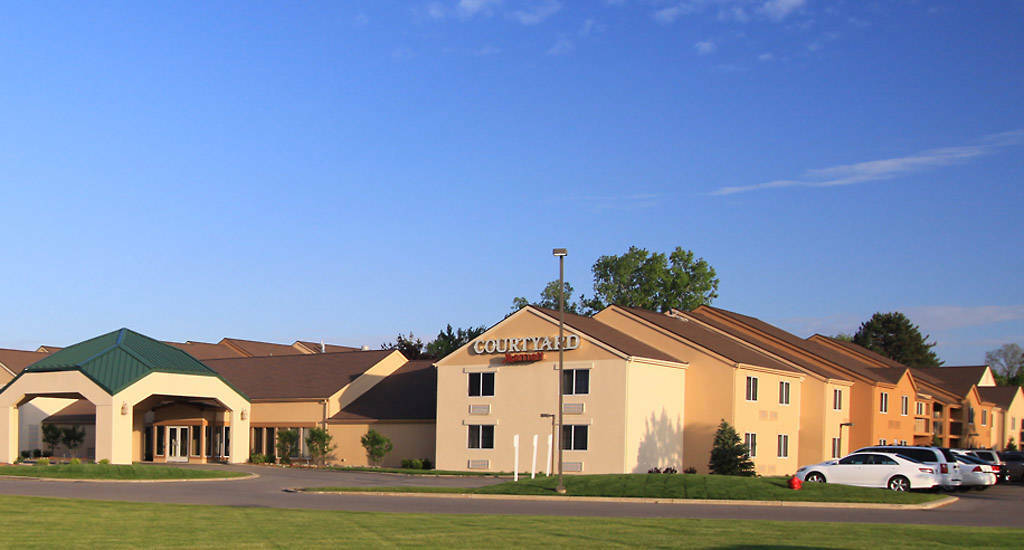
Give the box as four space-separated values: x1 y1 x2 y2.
879 439 887 445
982 410 987 426
778 381 790 405
1013 416 1017 430
468 372 495 397
561 425 588 451
744 433 757 457
562 369 590 395
901 396 909 416
156 426 165 455
968 407 975 424
880 392 889 414
777 434 789 458
468 425 494 449
205 426 212 457
831 437 841 458
191 425 201 457
745 376 759 401
833 389 842 410
916 401 925 416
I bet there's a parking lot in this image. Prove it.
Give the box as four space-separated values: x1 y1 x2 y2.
0 465 1021 528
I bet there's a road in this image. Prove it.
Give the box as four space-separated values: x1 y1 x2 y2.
0 464 1020 528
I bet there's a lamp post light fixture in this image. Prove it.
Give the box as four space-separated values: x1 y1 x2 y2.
552 247 567 494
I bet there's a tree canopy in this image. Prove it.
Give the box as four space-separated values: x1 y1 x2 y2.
985 343 1024 386
708 420 755 476
380 332 428 359
425 324 487 359
852 312 943 367
511 246 719 315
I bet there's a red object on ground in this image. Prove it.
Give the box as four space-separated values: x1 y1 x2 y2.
788 476 802 490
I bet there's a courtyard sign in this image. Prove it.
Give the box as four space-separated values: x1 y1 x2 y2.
472 334 581 355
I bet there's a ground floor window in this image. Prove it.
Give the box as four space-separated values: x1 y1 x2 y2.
156 425 165 456
561 425 588 451
777 434 789 458
468 425 494 449
744 433 757 457
205 426 213 457
831 437 841 458
191 426 201 457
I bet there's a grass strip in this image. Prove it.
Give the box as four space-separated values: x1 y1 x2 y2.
0 464 247 480
0 494 1016 548
327 465 508 477
302 473 945 504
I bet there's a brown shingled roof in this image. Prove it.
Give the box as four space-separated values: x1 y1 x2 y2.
43 399 95 424
220 338 306 358
330 360 436 422
616 306 802 373
978 386 1023 409
294 341 360 354
0 348 51 374
165 341 247 360
912 366 990 398
530 307 679 363
204 350 395 400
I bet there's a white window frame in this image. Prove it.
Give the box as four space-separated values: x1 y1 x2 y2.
879 438 887 445
833 389 842 410
916 401 924 416
831 437 841 459
901 396 909 416
778 381 790 406
745 376 759 402
561 425 588 451
467 424 494 449
562 369 590 396
880 392 889 414
777 434 789 458
744 433 757 458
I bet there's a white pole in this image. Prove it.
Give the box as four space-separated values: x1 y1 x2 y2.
531 434 538 479
545 433 553 476
513 434 520 482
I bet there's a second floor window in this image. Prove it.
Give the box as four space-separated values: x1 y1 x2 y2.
880 392 889 414
833 389 842 410
468 372 495 397
745 376 758 401
779 381 790 405
901 396 909 416
562 369 590 395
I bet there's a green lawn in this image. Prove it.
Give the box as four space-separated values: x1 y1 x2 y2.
303 473 944 504
327 465 507 477
0 463 247 480
0 494 1016 548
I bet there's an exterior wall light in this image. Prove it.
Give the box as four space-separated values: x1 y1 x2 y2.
241 409 248 421
121 402 129 416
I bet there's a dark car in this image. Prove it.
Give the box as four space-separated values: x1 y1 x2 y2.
998 451 1024 482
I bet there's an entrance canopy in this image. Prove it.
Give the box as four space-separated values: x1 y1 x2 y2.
0 328 250 464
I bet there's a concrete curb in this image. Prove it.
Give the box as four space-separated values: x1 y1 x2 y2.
294 489 958 510
0 473 260 483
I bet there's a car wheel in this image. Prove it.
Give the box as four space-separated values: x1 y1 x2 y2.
805 472 825 483
887 475 910 492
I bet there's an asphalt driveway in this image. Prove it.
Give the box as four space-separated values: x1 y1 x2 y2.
0 464 1021 528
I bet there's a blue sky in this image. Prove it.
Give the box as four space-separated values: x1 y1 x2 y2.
1 1 1022 365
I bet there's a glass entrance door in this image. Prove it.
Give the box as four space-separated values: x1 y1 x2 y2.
167 427 189 463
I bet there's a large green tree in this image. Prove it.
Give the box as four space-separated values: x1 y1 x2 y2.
708 420 755 476
381 332 428 359
583 246 719 313
426 324 487 359
510 280 583 314
985 343 1024 386
852 312 943 367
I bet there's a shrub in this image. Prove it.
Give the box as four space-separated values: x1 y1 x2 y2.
360 429 393 466
647 467 662 474
98 458 109 465
421 458 433 470
69 458 81 466
19 451 30 459
61 426 86 458
42 424 62 457
249 453 268 464
683 467 697 474
305 427 335 467
32 449 42 458
35 458 50 466
275 429 300 465
708 420 755 476
662 466 678 474
401 458 423 470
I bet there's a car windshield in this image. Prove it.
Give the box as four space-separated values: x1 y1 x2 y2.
954 453 987 465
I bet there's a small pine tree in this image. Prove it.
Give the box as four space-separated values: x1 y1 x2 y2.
275 429 300 464
41 424 62 457
708 420 755 476
305 427 336 467
61 426 85 458
360 429 393 466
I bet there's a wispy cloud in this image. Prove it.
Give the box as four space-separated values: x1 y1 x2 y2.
654 3 697 24
903 305 1024 332
426 2 446 20
710 130 1024 196
757 52 774 61
546 37 574 55
457 0 501 19
510 1 561 25
760 0 806 21
695 40 717 55
579 18 606 37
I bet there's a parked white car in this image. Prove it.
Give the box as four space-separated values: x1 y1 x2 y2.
952 452 997 490
796 452 938 492
854 445 962 490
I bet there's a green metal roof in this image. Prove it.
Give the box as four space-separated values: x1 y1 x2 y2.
21 328 242 396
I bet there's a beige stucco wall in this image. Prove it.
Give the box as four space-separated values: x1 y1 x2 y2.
623 358 685 473
251 401 326 426
1000 391 1024 449
436 308 643 474
18 397 77 453
731 366 803 475
327 422 436 467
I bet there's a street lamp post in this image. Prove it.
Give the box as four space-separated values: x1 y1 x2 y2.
552 247 567 494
